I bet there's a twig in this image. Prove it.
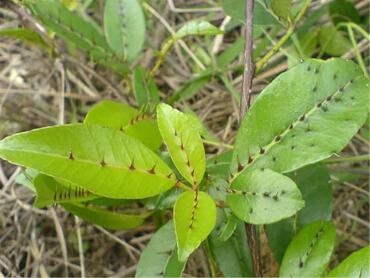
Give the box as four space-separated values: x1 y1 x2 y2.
239 0 255 117
239 1 262 277
254 0 312 73
75 216 86 278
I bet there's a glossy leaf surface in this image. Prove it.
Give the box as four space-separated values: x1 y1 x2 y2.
136 221 186 278
227 169 304 224
104 0 145 61
280 221 336 277
231 58 369 180
157 104 205 187
0 124 175 199
62 203 145 230
174 191 216 261
84 100 161 151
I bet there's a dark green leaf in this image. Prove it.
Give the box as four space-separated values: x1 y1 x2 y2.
136 221 186 278
209 211 253 277
266 163 332 263
62 203 146 230
133 67 160 107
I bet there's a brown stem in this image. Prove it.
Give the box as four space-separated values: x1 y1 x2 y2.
239 0 255 118
239 0 262 277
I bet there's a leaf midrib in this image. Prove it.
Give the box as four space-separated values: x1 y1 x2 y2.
1 147 174 181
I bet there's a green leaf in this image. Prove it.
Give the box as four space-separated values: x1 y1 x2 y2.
227 169 304 224
329 0 361 25
328 245 370 277
103 0 145 61
26 0 128 74
271 0 292 20
220 0 278 25
231 58 369 180
319 25 351 56
280 221 336 277
173 20 222 40
62 203 146 230
206 151 233 179
136 221 186 278
84 100 161 151
157 104 205 187
209 211 253 277
0 28 52 53
266 163 332 263
174 191 216 261
133 67 160 107
34 173 97 208
0 124 176 199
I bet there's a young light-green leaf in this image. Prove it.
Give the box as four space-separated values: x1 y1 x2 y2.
174 191 216 261
62 203 146 230
84 100 161 151
157 103 205 187
0 124 176 199
266 163 332 263
280 221 336 277
34 173 97 208
231 58 369 180
328 245 370 277
104 0 145 61
227 169 304 224
136 221 186 278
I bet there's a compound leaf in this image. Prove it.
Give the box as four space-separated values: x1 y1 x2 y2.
227 169 304 225
157 103 205 187
328 245 370 277
231 58 369 180
62 203 146 230
0 124 176 199
104 0 145 61
280 221 336 277
84 100 161 151
136 221 186 278
174 191 216 261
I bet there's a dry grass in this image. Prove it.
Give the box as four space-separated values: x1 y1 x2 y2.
0 0 369 277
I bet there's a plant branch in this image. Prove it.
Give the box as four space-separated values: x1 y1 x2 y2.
239 0 255 117
255 0 312 73
239 1 262 277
